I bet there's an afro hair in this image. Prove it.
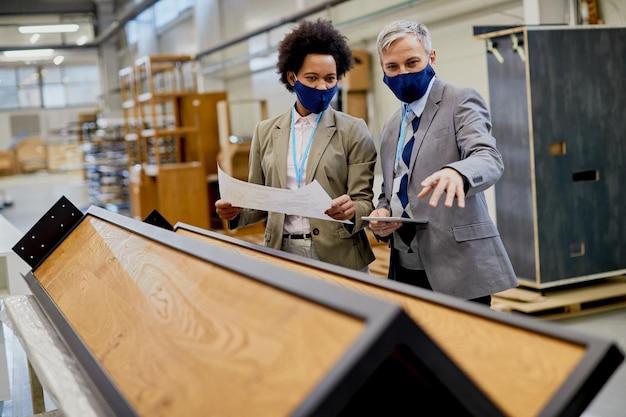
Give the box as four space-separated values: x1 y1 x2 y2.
276 19 353 92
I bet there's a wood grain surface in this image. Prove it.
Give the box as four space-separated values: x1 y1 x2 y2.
176 228 586 417
34 217 364 417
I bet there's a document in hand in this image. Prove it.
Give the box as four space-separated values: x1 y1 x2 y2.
217 166 352 224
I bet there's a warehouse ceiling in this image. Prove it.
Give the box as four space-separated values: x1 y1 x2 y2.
0 0 154 65
0 0 97 64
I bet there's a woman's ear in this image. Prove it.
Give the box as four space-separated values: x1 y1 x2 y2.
288 71 297 86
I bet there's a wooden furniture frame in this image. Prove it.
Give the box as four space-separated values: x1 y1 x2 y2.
12 197 505 416
173 221 625 417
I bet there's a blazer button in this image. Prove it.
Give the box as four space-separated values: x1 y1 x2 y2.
312 228 320 236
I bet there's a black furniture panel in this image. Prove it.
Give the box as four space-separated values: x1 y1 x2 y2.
478 26 626 288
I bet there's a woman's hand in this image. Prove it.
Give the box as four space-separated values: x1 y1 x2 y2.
215 199 243 221
325 194 354 221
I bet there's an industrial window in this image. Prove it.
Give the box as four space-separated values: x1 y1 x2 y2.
0 64 101 110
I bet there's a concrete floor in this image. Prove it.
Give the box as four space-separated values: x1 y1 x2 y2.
1 170 625 417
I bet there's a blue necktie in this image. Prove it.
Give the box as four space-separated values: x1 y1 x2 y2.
397 116 420 218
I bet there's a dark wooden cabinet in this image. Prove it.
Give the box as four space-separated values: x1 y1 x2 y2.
478 26 626 288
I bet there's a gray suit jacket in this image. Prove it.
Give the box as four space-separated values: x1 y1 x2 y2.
377 78 517 299
230 106 376 270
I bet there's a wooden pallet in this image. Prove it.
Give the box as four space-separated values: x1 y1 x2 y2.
492 275 626 320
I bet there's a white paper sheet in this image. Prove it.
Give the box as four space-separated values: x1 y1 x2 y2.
218 166 351 224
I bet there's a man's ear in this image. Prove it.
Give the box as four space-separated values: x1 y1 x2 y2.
429 50 437 67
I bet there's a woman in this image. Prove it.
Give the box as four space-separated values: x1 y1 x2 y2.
215 19 376 271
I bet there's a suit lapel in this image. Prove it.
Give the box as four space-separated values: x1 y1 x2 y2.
408 79 443 174
272 109 292 189
305 108 336 183
383 108 403 197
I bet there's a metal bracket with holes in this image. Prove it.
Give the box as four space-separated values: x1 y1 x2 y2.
12 195 84 269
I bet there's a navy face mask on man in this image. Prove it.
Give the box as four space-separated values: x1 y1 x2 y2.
293 80 338 113
383 63 436 103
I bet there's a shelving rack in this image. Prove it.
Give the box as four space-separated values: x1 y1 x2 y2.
133 55 198 168
118 55 211 229
82 122 129 213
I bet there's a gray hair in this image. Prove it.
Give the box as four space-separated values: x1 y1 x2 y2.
376 20 432 57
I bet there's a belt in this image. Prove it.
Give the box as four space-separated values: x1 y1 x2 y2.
283 233 312 239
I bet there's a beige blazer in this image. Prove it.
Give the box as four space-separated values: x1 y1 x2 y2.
230 106 377 270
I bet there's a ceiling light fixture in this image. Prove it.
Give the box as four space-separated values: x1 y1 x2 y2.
3 49 54 58
29 33 41 44
18 24 79 34
53 56 65 65
76 35 89 46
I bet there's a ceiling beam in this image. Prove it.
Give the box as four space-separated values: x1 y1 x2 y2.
0 0 96 15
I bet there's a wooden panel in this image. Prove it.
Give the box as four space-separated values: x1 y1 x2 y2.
156 162 209 229
345 91 368 123
217 142 251 181
179 92 228 177
15 199 512 416
33 217 363 417
175 224 618 417
343 50 371 91
128 165 157 220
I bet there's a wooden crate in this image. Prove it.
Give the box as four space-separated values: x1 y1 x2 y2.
46 143 84 172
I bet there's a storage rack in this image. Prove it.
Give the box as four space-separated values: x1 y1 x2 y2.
82 122 129 213
118 55 211 228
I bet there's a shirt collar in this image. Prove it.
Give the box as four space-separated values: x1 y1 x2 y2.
293 105 320 124
407 76 436 118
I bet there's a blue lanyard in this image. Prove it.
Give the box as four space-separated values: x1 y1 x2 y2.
395 104 410 172
291 107 323 188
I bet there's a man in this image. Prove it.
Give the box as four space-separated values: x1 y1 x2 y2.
367 20 517 306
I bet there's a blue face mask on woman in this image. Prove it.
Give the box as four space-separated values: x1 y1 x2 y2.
293 79 337 114
383 63 436 104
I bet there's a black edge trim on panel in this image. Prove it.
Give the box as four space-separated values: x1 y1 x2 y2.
142 209 174 231
298 310 506 417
